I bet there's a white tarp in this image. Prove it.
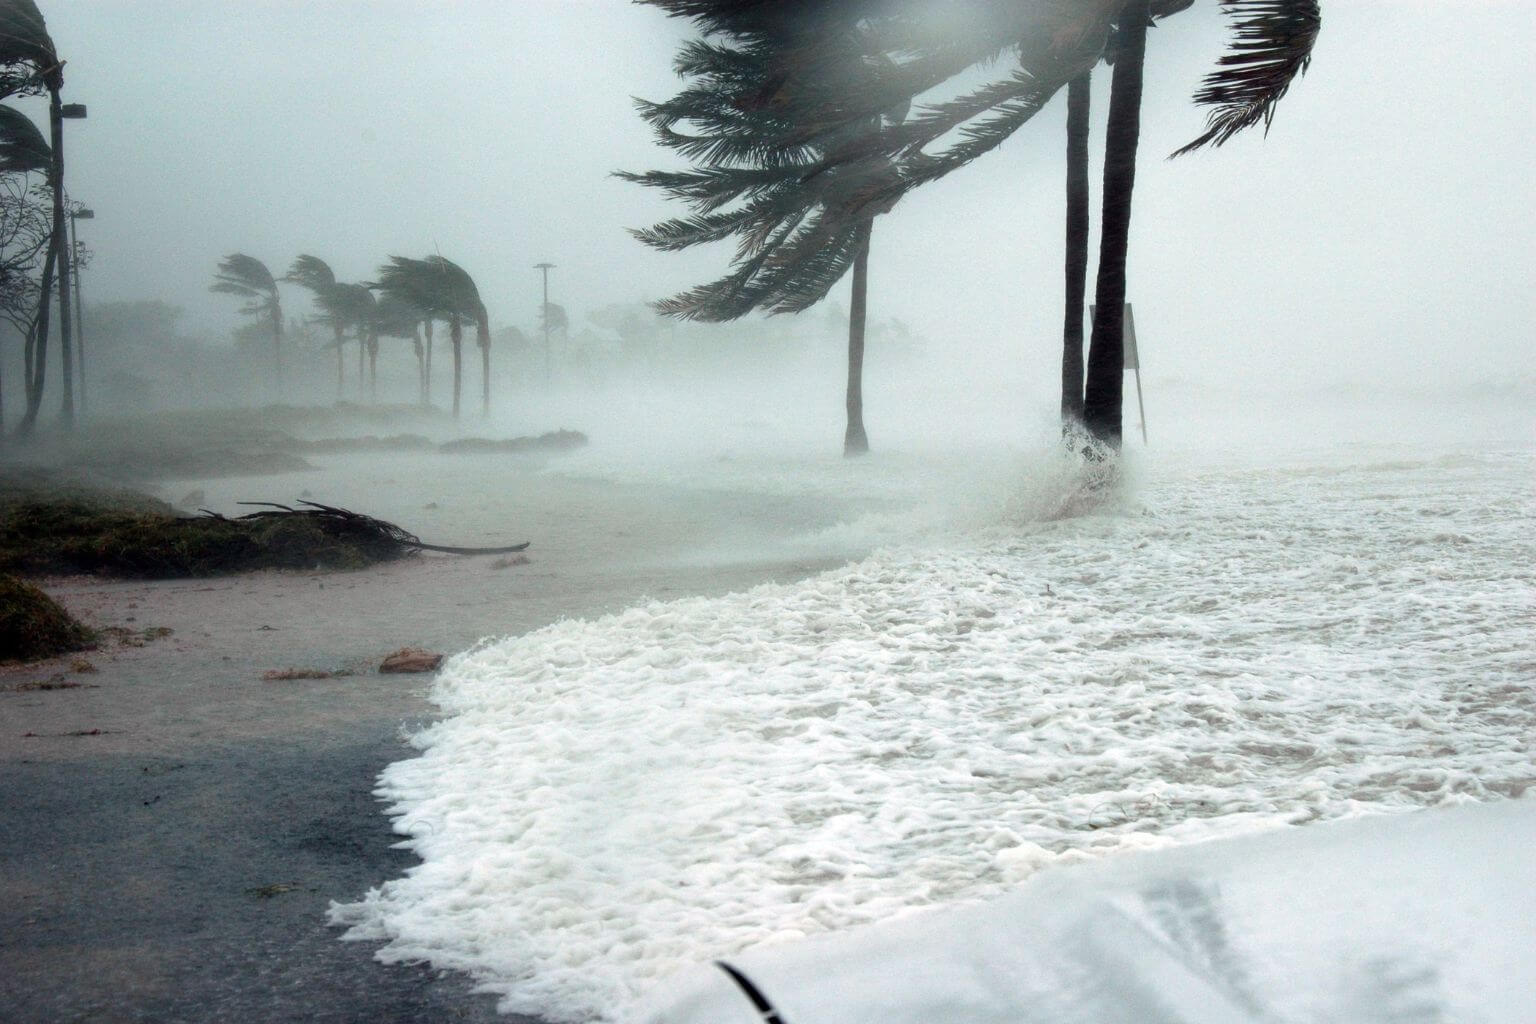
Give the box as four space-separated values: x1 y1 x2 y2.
639 799 1536 1024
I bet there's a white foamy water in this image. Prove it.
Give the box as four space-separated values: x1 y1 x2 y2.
331 438 1534 1023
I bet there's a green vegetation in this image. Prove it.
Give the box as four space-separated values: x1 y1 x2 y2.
0 572 93 660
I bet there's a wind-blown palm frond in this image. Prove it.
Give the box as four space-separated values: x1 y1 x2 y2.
282 254 336 294
1172 0 1320 156
0 102 47 173
0 0 58 98
210 253 278 318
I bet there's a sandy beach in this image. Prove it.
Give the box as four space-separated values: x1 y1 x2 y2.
0 449 860 1024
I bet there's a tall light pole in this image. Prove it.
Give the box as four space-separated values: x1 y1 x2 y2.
50 98 86 427
68 205 93 415
534 262 554 382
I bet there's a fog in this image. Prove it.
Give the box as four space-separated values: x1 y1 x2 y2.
0 0 1527 454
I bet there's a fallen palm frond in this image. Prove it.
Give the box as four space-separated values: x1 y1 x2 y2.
0 488 528 579
224 501 531 556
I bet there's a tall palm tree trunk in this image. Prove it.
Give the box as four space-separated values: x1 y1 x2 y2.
412 327 425 405
1082 3 1148 450
368 334 378 401
844 218 873 456
1061 71 1091 431
357 330 366 398
479 324 490 418
333 324 345 397
17 241 59 437
49 88 74 429
423 319 434 407
268 298 283 392
449 317 463 419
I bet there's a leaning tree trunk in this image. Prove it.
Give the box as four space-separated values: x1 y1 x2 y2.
477 313 490 417
1082 3 1148 450
423 318 434 407
411 326 425 406
367 332 378 402
49 89 74 430
844 219 873 457
356 328 366 399
268 294 283 394
16 241 59 437
1061 71 1092 432
333 323 345 397
449 316 463 419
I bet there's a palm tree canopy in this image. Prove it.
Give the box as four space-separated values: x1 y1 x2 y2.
633 0 1320 274
210 253 279 318
374 254 484 325
282 254 337 294
0 0 59 98
0 102 48 173
624 4 913 321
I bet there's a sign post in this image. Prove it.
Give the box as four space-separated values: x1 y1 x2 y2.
1089 302 1148 444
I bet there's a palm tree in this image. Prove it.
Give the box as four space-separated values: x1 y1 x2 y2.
374 255 489 418
624 10 907 456
373 291 429 404
211 254 283 391
642 0 1322 451
283 254 348 395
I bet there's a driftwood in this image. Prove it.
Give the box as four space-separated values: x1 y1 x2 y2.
214 501 531 556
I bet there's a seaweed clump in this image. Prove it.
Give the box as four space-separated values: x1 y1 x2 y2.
0 574 94 661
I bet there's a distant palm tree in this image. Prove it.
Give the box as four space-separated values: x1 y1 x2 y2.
331 282 375 400
283 254 348 395
211 253 284 392
373 255 490 418
373 291 429 405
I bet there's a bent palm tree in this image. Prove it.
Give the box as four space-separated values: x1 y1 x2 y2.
624 9 908 455
283 254 348 395
212 253 284 391
373 292 429 405
374 255 490 418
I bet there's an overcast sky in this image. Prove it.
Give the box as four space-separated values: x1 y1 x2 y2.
20 0 1536 395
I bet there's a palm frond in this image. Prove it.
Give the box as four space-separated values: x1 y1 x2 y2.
0 0 58 98
1172 0 1320 157
0 102 47 173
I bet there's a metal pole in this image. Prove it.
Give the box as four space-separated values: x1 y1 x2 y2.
50 92 74 427
1125 302 1147 444
69 210 89 415
534 262 554 383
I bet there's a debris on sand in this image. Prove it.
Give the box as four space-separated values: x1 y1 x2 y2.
490 554 531 569
1 488 528 579
261 667 343 681
0 574 95 662
378 647 444 674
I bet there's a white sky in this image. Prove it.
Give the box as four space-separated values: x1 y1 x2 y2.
21 0 1536 394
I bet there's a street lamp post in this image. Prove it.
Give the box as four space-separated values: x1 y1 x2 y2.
52 100 86 427
69 205 93 414
534 262 555 383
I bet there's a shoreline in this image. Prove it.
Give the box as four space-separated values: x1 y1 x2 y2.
2 451 858 1023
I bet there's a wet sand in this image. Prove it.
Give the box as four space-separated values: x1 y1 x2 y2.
0 454 859 1023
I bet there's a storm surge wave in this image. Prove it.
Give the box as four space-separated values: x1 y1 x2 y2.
331 445 1534 1023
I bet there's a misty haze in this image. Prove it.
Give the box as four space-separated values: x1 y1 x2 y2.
2 2 1532 1023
